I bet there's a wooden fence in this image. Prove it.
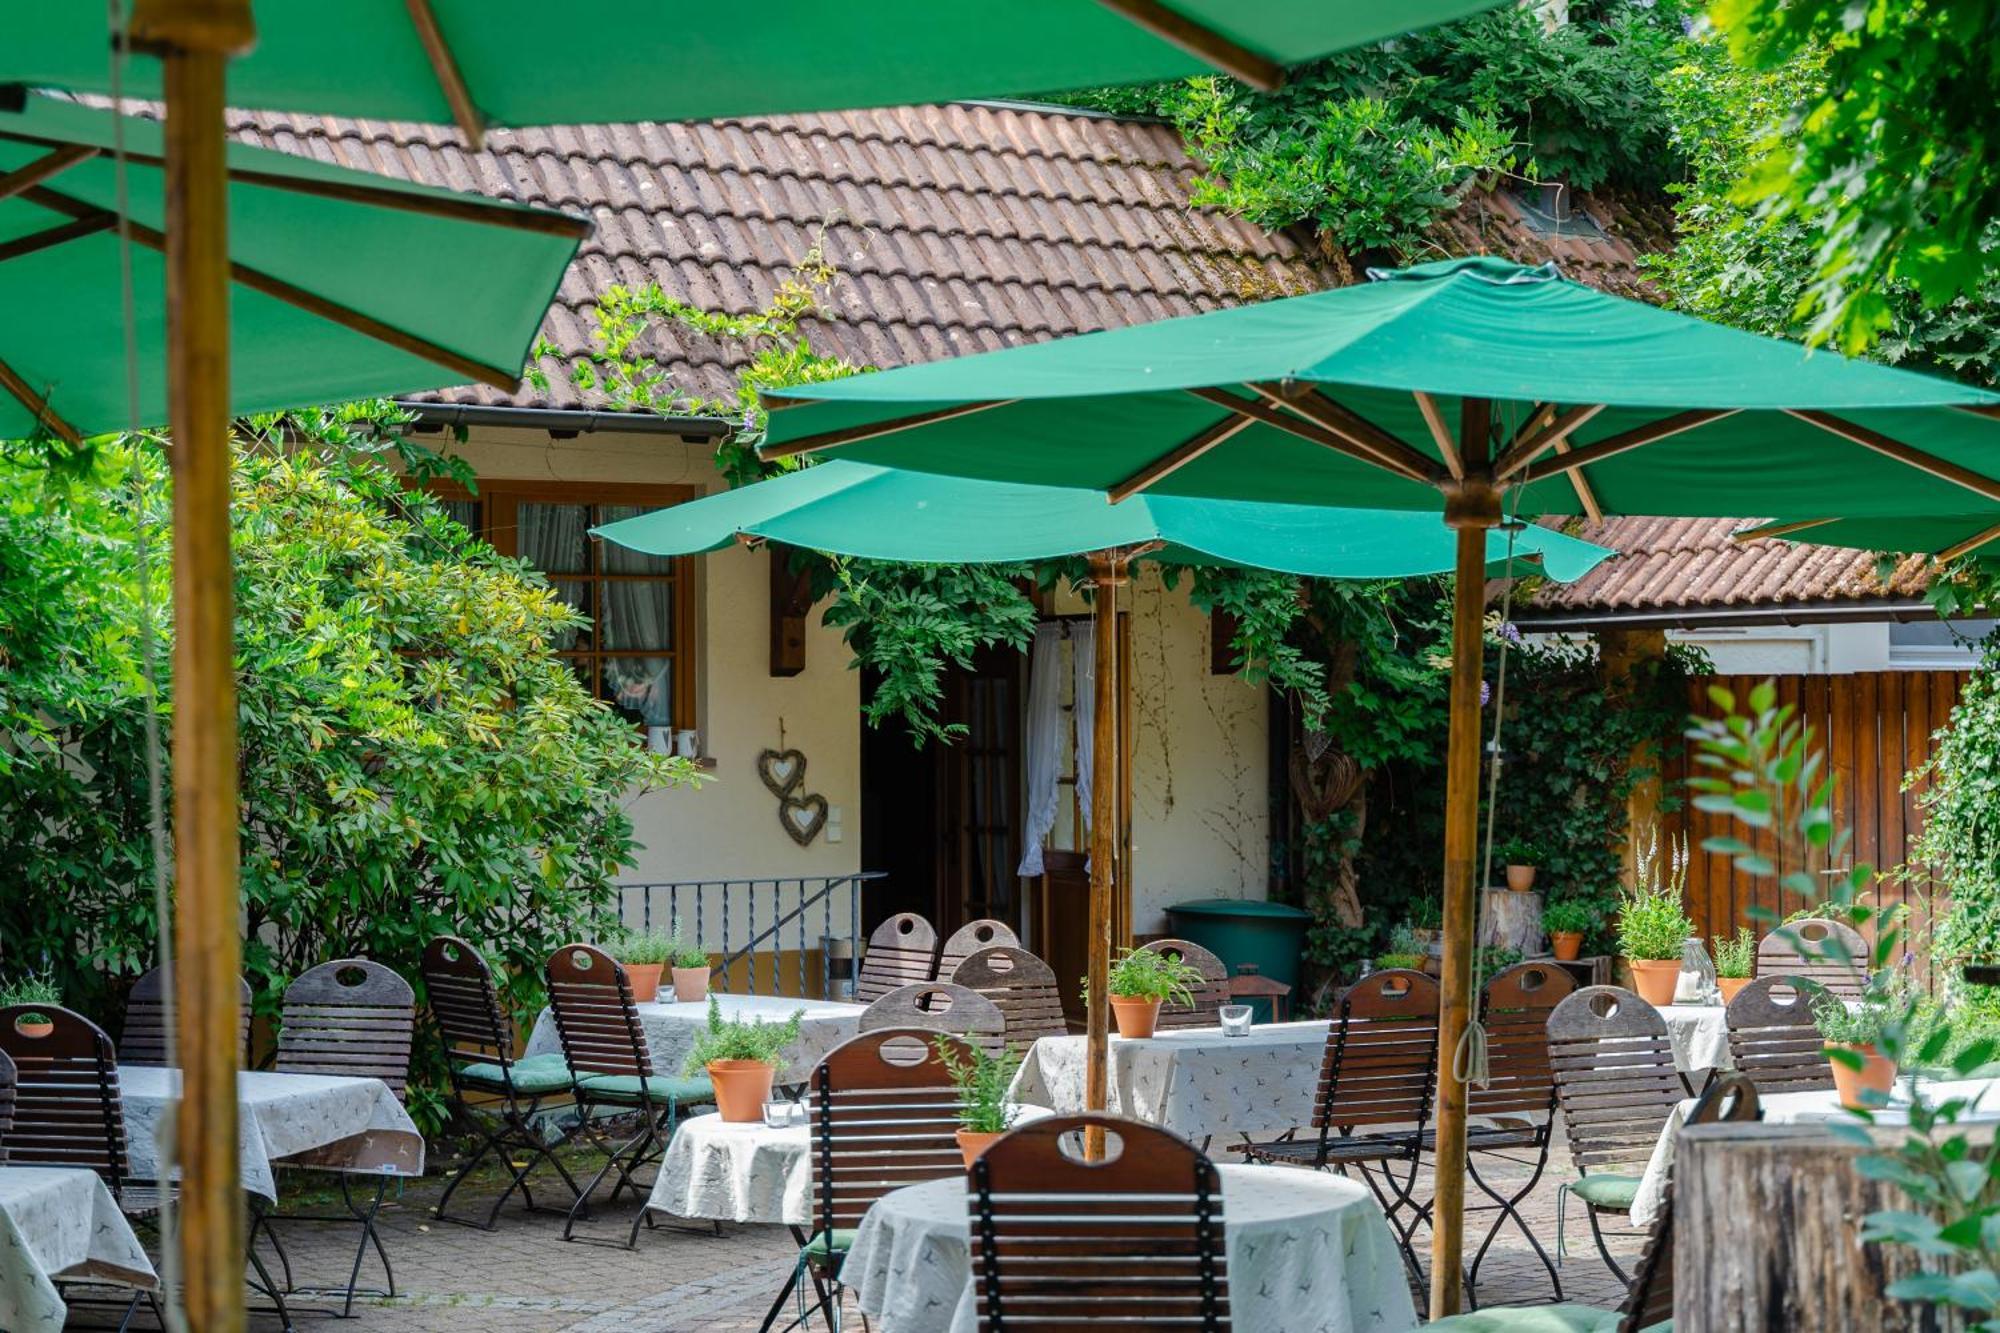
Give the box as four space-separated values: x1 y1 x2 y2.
1668 671 1968 956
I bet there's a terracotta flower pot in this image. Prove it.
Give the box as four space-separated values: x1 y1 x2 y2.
1827 1042 1897 1110
624 963 664 1004
671 966 711 1003
709 1059 778 1123
1109 995 1162 1039
1717 976 1751 1005
14 1019 52 1039
1506 864 1538 892
957 1128 1003 1168
1626 958 1682 1007
1551 931 1584 962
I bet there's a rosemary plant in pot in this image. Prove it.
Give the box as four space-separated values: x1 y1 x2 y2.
1100 948 1204 1039
610 929 676 1003
1375 924 1429 973
1540 900 1594 962
1817 988 1898 1110
684 996 805 1122
0 973 61 1039
668 936 713 1003
1618 830 1696 1007
1712 927 1756 1004
933 1036 1023 1166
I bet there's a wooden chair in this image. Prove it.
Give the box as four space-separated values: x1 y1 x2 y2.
949 945 1069 1046
935 918 1021 981
121 964 253 1067
1233 967 1438 1282
1137 937 1230 1030
1226 964 1292 1022
545 942 714 1249
420 935 581 1229
0 1047 13 1161
857 982 1007 1056
1726 975 1836 1095
1547 985 1688 1288
1759 918 1869 1000
970 1114 1229 1331
854 912 940 1002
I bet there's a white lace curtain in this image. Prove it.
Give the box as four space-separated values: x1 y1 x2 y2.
1017 622 1095 877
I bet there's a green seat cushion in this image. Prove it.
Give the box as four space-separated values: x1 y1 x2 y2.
801 1228 856 1258
1425 1304 1629 1332
1570 1173 1642 1209
575 1072 716 1106
458 1052 575 1095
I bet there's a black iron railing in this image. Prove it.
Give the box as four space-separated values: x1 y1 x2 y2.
619 873 887 1000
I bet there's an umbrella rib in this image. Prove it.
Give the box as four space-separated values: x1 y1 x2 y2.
1514 409 1737 487
1250 384 1443 482
1186 386 1431 483
1732 518 1837 542
402 0 490 150
1413 391 1463 479
0 213 117 264
1090 0 1285 90
1107 413 1256 503
0 144 96 203
760 400 1017 460
0 355 81 446
1550 439 1604 522
1940 522 2000 562
1491 403 1608 478
1786 409 2000 504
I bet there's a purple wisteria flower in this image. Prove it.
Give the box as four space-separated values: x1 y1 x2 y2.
1480 679 1492 707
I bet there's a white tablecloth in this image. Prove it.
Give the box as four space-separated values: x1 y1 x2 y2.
525 992 863 1083
1657 1003 1731 1074
1630 1077 2000 1226
119 1067 425 1201
0 1167 158 1333
1010 1021 1330 1142
843 1163 1417 1333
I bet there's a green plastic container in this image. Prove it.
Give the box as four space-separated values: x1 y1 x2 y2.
1165 898 1311 1023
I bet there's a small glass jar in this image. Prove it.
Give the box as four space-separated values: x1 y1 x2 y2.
761 1099 793 1128
1219 1004 1253 1037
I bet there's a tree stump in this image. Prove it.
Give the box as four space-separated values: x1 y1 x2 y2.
1479 887 1542 955
1677 1122 1963 1331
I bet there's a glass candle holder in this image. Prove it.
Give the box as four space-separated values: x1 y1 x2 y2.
1219 1004 1253 1037
762 1099 794 1128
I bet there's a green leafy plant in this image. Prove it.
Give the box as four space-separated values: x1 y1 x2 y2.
1387 925 1425 956
1712 927 1757 980
1495 838 1543 867
669 938 710 971
931 1036 1023 1134
0 972 62 1023
1406 898 1444 933
1102 948 1205 1006
682 995 804 1074
1813 991 1894 1051
609 931 678 967
1374 953 1427 972
1617 827 1696 961
1476 945 1523 975
1540 900 1595 936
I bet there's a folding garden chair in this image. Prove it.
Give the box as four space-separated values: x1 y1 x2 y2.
1137 937 1231 1030
857 981 1007 1055
853 912 939 1002
970 1114 1230 1330
0 1046 14 1159
121 965 252 1067
1758 917 1869 1000
544 942 713 1249
1725 975 1836 1095
934 917 1020 981
420 935 581 1229
948 945 1070 1046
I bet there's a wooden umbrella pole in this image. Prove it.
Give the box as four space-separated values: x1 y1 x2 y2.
132 4 256 1330
1083 550 1128 1160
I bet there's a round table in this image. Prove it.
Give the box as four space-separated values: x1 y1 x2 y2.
1657 1002 1731 1073
842 1163 1419 1333
648 1109 813 1226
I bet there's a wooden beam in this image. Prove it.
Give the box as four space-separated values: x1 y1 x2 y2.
403 0 489 150
1186 386 1434 484
1940 522 2000 563
1551 439 1604 522
1091 0 1284 90
0 144 95 204
1516 409 1738 487
1106 412 1254 503
1082 550 1129 1160
1253 383 1444 482
1413 390 1463 479
759 399 1015 461
0 354 81 445
1492 403 1608 478
1787 409 2000 505
1459 394 1492 469
0 213 116 265
1732 518 1838 542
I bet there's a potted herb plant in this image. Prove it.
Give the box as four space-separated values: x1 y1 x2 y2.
683 995 805 1122
1712 927 1756 1003
1406 898 1443 953
1496 838 1542 892
1540 900 1594 962
1 973 61 1038
1618 830 1695 1006
1375 924 1429 972
668 936 713 1003
609 930 675 1003
1100 947 1205 1040
1816 991 1897 1110
932 1036 1023 1166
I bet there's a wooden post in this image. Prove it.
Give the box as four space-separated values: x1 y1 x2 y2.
1083 552 1127 1159
1599 627 1668 887
131 4 255 1330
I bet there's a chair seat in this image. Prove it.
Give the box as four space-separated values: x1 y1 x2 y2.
1233 1130 1417 1166
575 1072 716 1106
801 1228 857 1258
1427 1303 1666 1332
1570 1173 1643 1209
458 1052 575 1095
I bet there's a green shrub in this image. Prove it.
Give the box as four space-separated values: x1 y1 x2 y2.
932 1036 1023 1134
1495 838 1544 867
682 996 803 1074
1101 948 1205 1006
1712 928 1757 979
1540 900 1595 935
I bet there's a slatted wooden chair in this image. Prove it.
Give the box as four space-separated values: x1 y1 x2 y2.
858 982 1008 1056
970 1114 1229 1330
0 1047 14 1161
420 936 581 1229
1547 985 1689 1287
935 918 1021 981
1232 967 1438 1282
854 912 940 1002
545 942 714 1249
948 945 1069 1047
1759 918 1869 999
121 964 254 1067
1726 975 1836 1095
1137 937 1231 1030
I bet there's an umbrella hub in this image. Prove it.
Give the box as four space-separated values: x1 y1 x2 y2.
131 0 256 56
1442 479 1502 530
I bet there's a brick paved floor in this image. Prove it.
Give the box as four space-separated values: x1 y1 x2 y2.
95 1123 1638 1331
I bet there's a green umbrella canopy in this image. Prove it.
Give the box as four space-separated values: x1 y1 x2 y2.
10 2 1503 132
1740 515 2000 562
591 459 1613 582
0 92 584 439
763 258 2000 522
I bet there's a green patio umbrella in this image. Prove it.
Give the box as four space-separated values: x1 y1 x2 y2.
758 255 2000 1317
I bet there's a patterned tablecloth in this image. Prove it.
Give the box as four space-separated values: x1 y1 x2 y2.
1009 1021 1331 1142
0 1166 157 1333
843 1163 1418 1333
1657 1003 1732 1074
118 1067 425 1201
525 992 863 1083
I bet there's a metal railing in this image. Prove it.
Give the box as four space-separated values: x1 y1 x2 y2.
620 872 886 1000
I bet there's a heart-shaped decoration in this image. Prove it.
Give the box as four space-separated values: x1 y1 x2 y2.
780 792 829 846
758 748 807 798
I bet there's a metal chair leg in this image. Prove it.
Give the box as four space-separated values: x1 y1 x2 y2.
1584 1205 1634 1286
1464 1141 1561 1306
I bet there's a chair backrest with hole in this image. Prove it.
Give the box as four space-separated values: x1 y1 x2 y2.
1136 938 1230 1031
936 918 1021 981
544 943 652 1083
0 1048 15 1163
1758 918 1868 1000
122 965 253 1067
855 913 940 1002
1313 968 1440 1138
949 946 1069 1046
0 1006 129 1190
1726 975 1835 1094
1471 961 1578 1120
858 983 1007 1056
276 958 416 1101
811 1029 970 1239
1547 985 1686 1180
421 936 518 1080
970 1114 1229 1331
